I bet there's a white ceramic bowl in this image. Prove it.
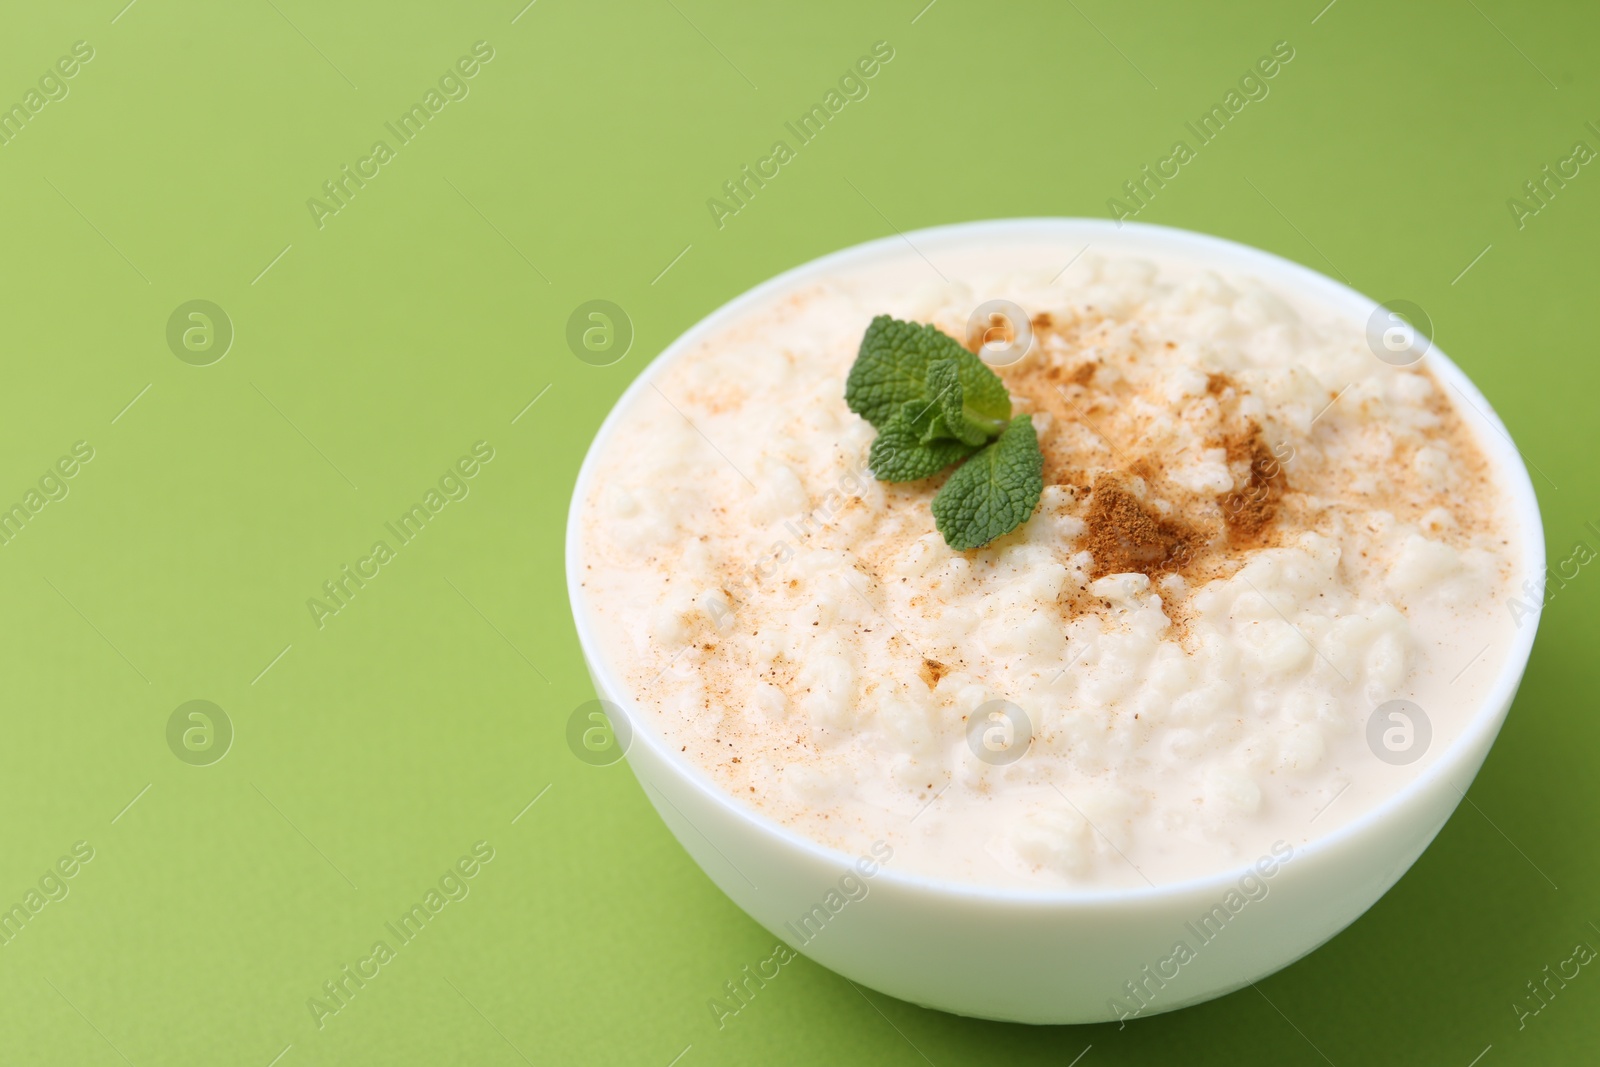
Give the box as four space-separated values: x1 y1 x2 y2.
565 219 1544 1025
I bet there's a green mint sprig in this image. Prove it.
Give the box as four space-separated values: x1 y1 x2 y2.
845 315 1044 550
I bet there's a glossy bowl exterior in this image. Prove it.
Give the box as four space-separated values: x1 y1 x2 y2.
566 219 1544 1024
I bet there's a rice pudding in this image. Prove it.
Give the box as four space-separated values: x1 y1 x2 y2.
574 236 1518 890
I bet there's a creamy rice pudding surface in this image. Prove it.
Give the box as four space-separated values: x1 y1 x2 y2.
577 241 1516 890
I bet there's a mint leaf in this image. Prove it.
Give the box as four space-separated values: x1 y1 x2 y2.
846 316 1012 431
845 316 935 430
930 416 1044 550
847 316 1044 548
946 350 1011 427
922 358 1006 447
868 401 980 481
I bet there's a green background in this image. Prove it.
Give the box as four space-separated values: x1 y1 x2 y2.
0 0 1593 1063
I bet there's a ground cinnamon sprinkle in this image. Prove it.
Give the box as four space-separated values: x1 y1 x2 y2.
1066 361 1098 387
1218 425 1287 549
957 310 1338 593
1082 474 1199 580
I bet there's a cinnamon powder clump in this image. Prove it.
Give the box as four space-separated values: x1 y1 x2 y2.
1065 361 1098 387
1081 474 1199 580
1218 425 1288 549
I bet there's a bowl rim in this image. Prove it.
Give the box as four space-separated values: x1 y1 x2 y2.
564 216 1546 906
